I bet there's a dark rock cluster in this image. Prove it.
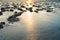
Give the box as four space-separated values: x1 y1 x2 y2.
7 16 19 23
0 2 58 29
7 12 23 23
0 2 54 16
0 12 3 16
0 22 5 29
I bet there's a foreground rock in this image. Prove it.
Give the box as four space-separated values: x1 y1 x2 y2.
7 16 19 24
0 22 5 29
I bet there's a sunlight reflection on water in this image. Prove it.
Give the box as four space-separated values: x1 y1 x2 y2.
20 11 37 40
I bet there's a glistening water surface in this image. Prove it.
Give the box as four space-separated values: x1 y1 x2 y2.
0 9 60 40
0 0 60 40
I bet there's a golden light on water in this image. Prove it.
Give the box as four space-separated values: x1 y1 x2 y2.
20 11 35 31
20 11 37 40
19 11 49 40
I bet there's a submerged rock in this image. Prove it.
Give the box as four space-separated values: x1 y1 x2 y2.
14 12 23 16
1 7 6 12
26 7 33 12
0 12 3 16
17 8 24 11
34 10 38 13
46 9 53 12
10 9 14 12
21 5 26 8
0 22 5 29
7 16 19 23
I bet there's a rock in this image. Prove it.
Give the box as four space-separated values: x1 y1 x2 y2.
46 8 53 12
33 5 40 7
0 24 3 29
7 16 19 23
10 9 14 12
33 5 37 7
6 6 9 8
0 22 5 29
14 12 23 17
0 12 3 16
14 5 17 8
1 7 6 12
34 10 38 13
15 11 18 14
7 11 23 23
36 9 40 11
26 7 33 12
21 5 26 8
1 22 5 25
46 9 53 12
17 8 24 11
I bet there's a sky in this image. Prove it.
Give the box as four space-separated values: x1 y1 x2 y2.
0 0 60 2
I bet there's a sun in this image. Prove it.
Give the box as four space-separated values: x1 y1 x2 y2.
24 0 35 5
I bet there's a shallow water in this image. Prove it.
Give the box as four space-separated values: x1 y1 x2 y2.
0 0 60 40
0 8 60 40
